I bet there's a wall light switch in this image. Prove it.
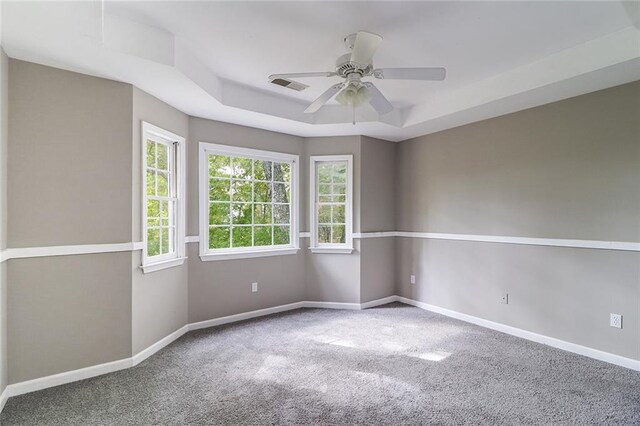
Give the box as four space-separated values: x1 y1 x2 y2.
410 275 416 285
252 282 258 293
610 313 622 329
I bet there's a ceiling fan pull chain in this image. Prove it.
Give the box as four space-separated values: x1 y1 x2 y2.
352 103 356 125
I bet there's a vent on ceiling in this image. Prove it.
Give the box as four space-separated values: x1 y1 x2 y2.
270 78 308 92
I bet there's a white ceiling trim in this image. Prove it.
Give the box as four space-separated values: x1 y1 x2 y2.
2 2 639 142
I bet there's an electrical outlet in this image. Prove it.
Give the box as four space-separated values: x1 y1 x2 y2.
410 275 416 285
500 293 509 304
610 313 622 329
251 282 258 293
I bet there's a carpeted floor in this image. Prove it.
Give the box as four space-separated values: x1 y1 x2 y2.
2 303 639 425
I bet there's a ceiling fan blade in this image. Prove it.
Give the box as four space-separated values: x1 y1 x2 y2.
350 31 383 67
269 72 337 80
363 82 393 115
304 83 344 113
373 67 446 81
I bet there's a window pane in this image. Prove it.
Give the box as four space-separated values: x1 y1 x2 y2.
318 184 331 196
209 155 231 178
274 162 290 183
209 203 230 225
147 228 160 256
332 204 345 224
160 227 170 254
231 180 252 203
147 199 160 218
333 163 347 183
231 203 252 225
274 226 289 245
147 217 159 227
210 178 230 202
333 183 346 195
318 195 334 203
318 164 332 183
253 204 272 225
146 171 156 196
332 225 346 244
254 226 273 246
273 182 289 203
146 141 156 168
157 144 168 171
333 195 346 203
273 204 289 224
232 226 252 247
254 181 271 203
209 226 230 249
160 200 169 218
157 172 169 196
254 160 272 180
318 205 331 223
232 157 252 180
318 225 331 244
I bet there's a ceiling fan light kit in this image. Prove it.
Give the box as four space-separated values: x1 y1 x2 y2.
269 30 446 124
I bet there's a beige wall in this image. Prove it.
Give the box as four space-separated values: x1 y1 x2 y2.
8 253 132 383
0 48 7 396
359 136 396 303
396 81 640 359
131 88 189 354
304 136 361 303
7 60 133 247
187 117 307 322
6 60 135 383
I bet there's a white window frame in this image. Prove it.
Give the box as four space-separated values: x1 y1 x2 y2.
199 142 300 261
141 122 186 273
309 155 354 254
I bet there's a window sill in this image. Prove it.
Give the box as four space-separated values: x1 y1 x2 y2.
200 247 300 261
309 247 354 254
140 257 187 274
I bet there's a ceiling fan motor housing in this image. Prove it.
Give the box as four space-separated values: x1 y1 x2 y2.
335 53 372 78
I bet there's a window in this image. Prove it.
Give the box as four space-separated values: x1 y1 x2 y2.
142 122 186 273
309 155 353 254
199 142 299 261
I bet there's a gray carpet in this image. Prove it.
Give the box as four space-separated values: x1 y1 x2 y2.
2 303 639 425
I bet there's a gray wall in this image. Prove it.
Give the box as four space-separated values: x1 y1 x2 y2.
0 48 8 396
304 136 361 303
131 88 189 354
359 136 396 303
187 117 306 322
396 81 640 359
6 60 134 382
7 60 133 247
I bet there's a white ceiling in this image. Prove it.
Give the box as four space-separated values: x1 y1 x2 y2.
2 1 639 141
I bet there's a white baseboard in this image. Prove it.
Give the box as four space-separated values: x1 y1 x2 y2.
4 358 132 400
188 301 307 331
395 296 640 372
0 387 7 413
2 294 638 414
132 325 190 366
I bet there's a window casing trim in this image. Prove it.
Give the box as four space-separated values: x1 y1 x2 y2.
198 142 300 261
141 121 186 272
309 155 354 254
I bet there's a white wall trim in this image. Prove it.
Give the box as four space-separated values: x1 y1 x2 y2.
394 231 640 252
0 242 145 262
395 296 640 372
2 231 628 263
2 294 638 412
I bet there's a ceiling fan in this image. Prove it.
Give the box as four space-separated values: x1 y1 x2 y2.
268 31 446 123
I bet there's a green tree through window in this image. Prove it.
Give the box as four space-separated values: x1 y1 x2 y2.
208 154 292 250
